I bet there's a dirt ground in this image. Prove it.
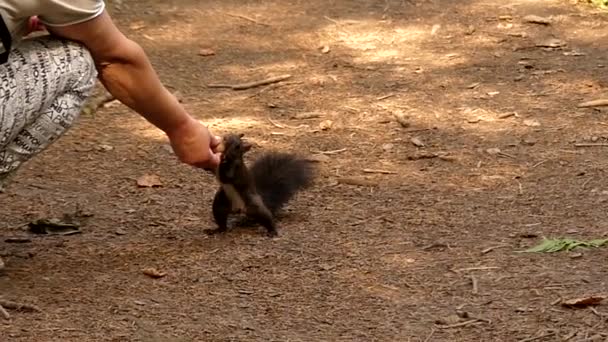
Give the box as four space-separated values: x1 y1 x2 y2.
2 0 608 340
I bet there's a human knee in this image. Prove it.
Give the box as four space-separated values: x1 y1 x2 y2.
61 40 98 98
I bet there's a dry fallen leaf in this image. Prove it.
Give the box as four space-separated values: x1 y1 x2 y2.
562 295 605 308
143 268 167 279
137 174 162 188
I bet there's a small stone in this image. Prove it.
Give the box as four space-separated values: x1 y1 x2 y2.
115 229 127 236
522 137 537 146
591 136 599 142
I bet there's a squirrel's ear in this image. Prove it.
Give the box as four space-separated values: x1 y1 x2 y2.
239 133 245 138
242 141 252 152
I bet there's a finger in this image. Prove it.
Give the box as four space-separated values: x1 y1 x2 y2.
210 135 221 147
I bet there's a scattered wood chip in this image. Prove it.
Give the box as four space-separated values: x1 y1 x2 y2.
221 12 271 26
519 332 557 342
0 299 41 313
435 319 485 329
577 99 608 108
363 169 397 175
376 93 396 101
470 275 479 294
411 137 425 147
498 112 516 119
562 295 605 308
454 266 499 272
207 74 292 90
0 305 9 320
466 82 481 89
292 112 322 119
97 144 114 152
142 268 167 279
307 154 331 163
574 143 608 147
523 15 552 25
523 119 541 127
320 45 330 54
337 177 378 187
319 120 333 130
393 112 410 128
137 174 162 188
535 38 565 48
115 229 127 236
486 147 502 155
311 148 347 155
198 48 216 56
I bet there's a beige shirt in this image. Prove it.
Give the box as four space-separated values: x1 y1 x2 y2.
0 0 105 44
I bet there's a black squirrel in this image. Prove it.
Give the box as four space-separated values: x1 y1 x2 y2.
206 133 315 237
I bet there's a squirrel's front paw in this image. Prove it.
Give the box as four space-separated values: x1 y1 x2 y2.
204 228 226 235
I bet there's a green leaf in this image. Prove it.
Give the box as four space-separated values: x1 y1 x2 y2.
519 237 608 253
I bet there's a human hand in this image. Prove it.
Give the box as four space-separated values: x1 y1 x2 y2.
27 16 46 35
167 118 221 172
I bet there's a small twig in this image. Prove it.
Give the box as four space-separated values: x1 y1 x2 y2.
481 245 508 254
532 160 547 168
470 275 479 294
267 118 307 130
582 178 592 190
423 328 435 342
337 177 378 187
589 306 608 318
454 266 499 272
207 74 292 90
577 99 608 108
574 143 608 147
312 148 347 155
435 319 484 329
518 332 556 342
0 299 41 312
376 93 396 101
221 12 271 26
0 305 10 320
362 169 397 175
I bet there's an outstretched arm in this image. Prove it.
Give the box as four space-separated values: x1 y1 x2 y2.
44 10 220 170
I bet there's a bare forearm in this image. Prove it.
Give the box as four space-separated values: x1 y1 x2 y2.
97 39 192 136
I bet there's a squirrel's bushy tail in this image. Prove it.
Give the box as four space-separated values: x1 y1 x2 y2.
250 152 315 214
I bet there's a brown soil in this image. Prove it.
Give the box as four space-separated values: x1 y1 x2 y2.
2 0 608 341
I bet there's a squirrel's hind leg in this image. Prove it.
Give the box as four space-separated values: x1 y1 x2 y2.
206 189 231 235
246 194 278 237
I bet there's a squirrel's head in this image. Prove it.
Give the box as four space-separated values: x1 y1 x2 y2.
218 133 252 160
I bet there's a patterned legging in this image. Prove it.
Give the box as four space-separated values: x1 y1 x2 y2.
0 36 97 191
